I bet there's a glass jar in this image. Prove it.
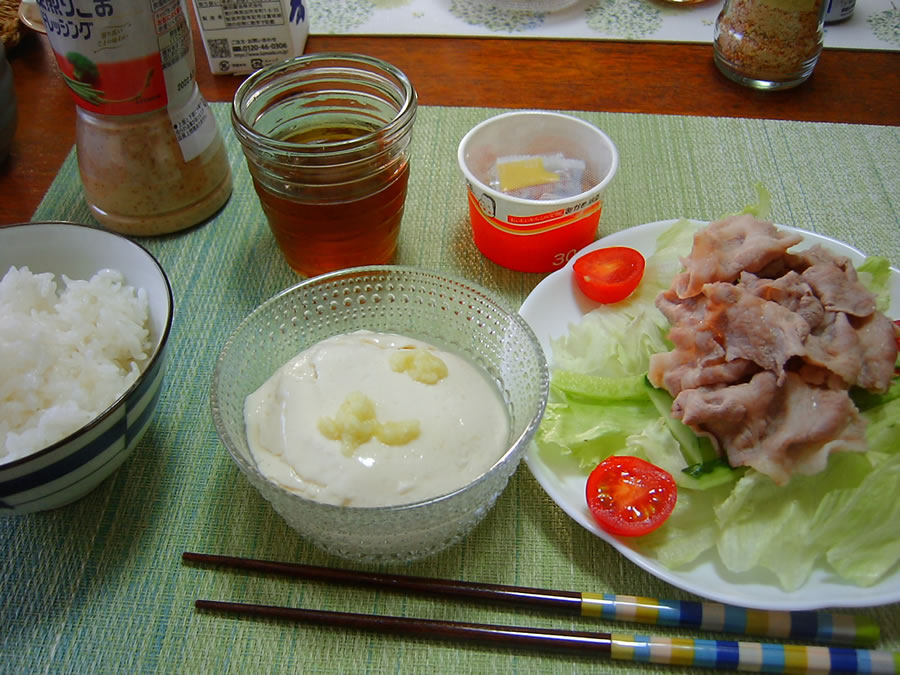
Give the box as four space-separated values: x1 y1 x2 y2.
232 53 417 277
714 0 828 90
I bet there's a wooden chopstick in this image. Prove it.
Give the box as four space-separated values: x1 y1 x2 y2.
182 551 880 647
194 599 900 674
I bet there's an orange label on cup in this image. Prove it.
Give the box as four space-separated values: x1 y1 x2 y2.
497 201 603 234
466 188 604 273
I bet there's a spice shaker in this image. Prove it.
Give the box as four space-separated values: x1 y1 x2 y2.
37 0 232 236
824 0 855 23
713 0 828 91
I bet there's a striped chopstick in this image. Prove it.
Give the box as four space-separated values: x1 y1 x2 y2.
181 552 879 647
194 599 900 674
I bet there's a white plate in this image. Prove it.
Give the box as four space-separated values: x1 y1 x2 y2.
18 0 46 34
519 219 900 610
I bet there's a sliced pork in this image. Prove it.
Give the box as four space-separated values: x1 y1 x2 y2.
652 215 897 485
672 214 803 298
739 271 825 330
856 311 898 393
649 288 759 396
800 246 877 317
803 311 862 386
672 372 866 485
700 282 811 382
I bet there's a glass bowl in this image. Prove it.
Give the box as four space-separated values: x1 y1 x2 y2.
210 266 549 563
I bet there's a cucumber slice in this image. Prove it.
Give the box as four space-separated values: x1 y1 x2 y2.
643 377 741 489
551 371 648 402
681 459 742 490
643 377 719 466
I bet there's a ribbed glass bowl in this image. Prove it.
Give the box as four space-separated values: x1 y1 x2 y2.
210 266 549 563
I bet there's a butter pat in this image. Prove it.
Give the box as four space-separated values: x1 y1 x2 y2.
497 157 560 192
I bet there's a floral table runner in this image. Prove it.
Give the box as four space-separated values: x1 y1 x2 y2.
309 0 900 51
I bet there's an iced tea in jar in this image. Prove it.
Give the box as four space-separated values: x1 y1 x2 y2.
231 53 418 277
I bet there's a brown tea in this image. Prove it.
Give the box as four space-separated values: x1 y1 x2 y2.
254 164 409 277
253 124 411 277
232 54 417 277
283 123 376 144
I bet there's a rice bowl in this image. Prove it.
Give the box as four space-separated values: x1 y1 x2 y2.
0 222 172 513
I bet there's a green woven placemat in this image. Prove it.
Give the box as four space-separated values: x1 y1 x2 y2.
2 104 898 674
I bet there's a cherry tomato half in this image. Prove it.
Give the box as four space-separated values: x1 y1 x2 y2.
572 246 646 304
585 456 677 537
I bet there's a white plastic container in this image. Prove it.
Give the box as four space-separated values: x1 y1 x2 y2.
191 0 310 75
457 111 618 273
824 0 855 22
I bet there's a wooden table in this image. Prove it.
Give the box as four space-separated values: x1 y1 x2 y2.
2 28 898 227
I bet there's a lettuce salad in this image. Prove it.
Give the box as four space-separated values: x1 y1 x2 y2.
535 216 900 591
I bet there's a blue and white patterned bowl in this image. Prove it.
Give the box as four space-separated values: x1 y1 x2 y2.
0 222 173 513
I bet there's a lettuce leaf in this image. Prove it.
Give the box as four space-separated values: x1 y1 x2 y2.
862 395 900 454
536 398 659 469
722 182 772 221
550 217 699 378
539 219 703 467
602 420 734 568
712 451 874 590
630 398 900 590
857 256 894 313
632 481 732 568
548 307 669 378
814 451 900 586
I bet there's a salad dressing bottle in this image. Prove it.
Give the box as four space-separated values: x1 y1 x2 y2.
37 0 232 236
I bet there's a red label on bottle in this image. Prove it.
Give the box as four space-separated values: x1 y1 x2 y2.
37 0 195 115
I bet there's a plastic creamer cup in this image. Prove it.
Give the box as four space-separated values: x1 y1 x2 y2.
457 111 618 273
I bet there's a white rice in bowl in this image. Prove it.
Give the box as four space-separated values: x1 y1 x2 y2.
0 266 152 464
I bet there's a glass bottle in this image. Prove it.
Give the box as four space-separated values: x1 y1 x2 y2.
714 0 828 90
37 0 232 236
74 94 232 236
